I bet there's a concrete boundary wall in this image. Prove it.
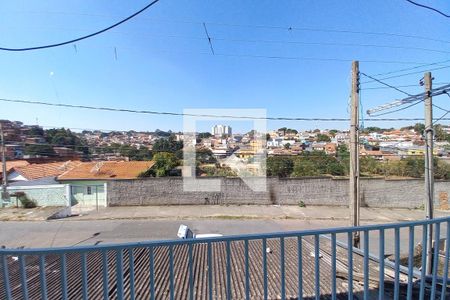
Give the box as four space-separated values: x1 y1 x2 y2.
6 184 70 207
107 177 450 208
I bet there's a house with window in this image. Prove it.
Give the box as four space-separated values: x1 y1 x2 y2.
57 161 155 207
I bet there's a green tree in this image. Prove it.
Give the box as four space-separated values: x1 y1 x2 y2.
337 144 349 158
278 127 287 135
316 134 331 142
435 159 450 180
152 138 183 153
198 132 212 139
285 128 298 134
196 148 216 164
291 160 319 177
139 152 179 177
266 156 294 177
28 126 44 136
24 144 56 156
360 157 383 176
119 145 152 161
45 128 81 146
329 129 338 137
200 166 237 177
434 124 449 142
414 123 425 135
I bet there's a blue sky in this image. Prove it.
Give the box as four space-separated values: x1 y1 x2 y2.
0 0 449 133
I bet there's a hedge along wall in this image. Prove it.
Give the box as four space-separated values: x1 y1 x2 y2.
107 177 450 208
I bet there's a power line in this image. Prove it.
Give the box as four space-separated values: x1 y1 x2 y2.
0 0 161 51
210 37 450 55
432 95 450 125
360 72 412 96
7 11 450 45
362 64 450 84
362 83 448 90
5 23 450 56
369 59 450 78
405 0 450 18
202 23 215 55
1 97 449 122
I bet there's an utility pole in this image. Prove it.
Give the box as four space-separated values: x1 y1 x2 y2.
349 61 360 248
424 72 434 274
1 123 8 206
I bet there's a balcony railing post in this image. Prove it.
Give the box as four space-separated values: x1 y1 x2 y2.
280 237 286 300
2 255 12 300
378 229 385 300
60 253 68 300
149 247 155 300
394 228 400 300
102 250 109 300
314 235 320 300
407 226 414 299
298 236 303 299
363 230 369 300
207 242 213 300
347 232 354 300
262 238 268 300
441 221 450 300
19 255 29 299
188 244 194 300
226 241 232 300
129 249 136 300
331 234 336 300
39 255 48 300
169 245 174 300
419 224 428 300
244 239 250 300
81 252 88 300
115 249 124 300
431 223 441 299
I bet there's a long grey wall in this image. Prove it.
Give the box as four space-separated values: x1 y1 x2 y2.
107 177 450 208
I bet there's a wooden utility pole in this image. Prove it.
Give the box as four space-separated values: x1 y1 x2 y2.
1 123 7 205
350 61 360 248
424 72 434 274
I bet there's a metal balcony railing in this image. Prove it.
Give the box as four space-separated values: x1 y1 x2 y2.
1 217 449 299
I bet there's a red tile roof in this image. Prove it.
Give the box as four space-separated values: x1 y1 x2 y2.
12 161 80 180
57 161 155 180
0 160 30 179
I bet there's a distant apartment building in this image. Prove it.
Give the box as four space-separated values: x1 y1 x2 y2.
211 125 232 136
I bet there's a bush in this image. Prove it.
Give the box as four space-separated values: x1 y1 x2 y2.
16 193 37 208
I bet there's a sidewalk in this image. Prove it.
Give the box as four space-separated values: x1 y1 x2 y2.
69 205 450 223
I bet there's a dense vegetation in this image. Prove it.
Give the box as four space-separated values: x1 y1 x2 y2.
266 152 450 180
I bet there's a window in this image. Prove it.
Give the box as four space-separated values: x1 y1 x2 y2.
86 186 92 195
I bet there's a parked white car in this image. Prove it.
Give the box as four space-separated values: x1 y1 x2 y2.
177 224 223 239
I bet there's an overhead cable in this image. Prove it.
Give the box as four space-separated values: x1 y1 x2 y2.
405 0 450 18
360 73 412 96
0 0 161 51
1 97 449 122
